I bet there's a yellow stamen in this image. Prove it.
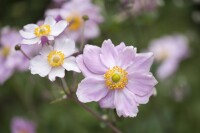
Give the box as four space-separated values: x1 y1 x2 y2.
34 24 51 37
104 66 128 90
1 47 10 57
47 51 65 67
156 51 169 61
66 14 83 31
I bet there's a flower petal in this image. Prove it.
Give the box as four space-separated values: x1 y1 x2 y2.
39 46 53 57
83 45 107 74
44 16 56 26
114 89 138 117
76 77 108 103
21 38 40 45
51 20 68 36
117 46 136 69
54 38 75 57
47 36 54 40
127 52 154 73
0 66 13 84
127 72 157 96
116 42 126 54
134 89 154 104
156 59 178 80
84 22 99 39
76 55 96 77
19 30 36 39
99 91 115 109
24 24 38 31
100 39 117 68
62 56 80 72
48 67 65 81
29 55 51 77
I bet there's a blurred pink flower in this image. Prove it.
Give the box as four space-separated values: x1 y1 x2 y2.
11 117 36 133
46 0 104 42
122 0 159 15
0 27 40 84
76 39 157 117
149 35 189 80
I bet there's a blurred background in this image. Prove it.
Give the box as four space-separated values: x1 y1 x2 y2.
1 0 200 132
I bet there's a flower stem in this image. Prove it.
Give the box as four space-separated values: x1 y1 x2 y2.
15 45 31 60
69 95 122 133
61 78 71 94
20 49 31 60
60 78 122 133
80 15 88 51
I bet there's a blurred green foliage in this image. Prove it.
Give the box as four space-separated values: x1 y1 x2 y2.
1 0 200 133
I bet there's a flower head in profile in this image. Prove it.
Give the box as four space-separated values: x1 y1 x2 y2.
76 39 157 117
149 35 189 80
0 27 37 84
29 37 80 81
20 16 68 45
11 117 36 133
46 0 104 41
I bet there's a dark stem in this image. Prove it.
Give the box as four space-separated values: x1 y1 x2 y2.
20 49 31 60
68 95 122 133
60 79 122 133
71 51 83 57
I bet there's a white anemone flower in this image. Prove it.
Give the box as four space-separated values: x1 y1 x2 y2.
20 16 68 45
29 37 80 81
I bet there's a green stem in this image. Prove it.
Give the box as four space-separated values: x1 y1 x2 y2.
80 21 85 51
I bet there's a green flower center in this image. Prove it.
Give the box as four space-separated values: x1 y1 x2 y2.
112 73 121 83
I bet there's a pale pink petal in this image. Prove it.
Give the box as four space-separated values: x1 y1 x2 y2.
84 22 99 39
48 66 65 81
21 38 40 45
19 30 36 39
114 89 138 117
127 72 157 96
62 56 80 72
83 45 107 74
127 52 154 73
30 55 51 77
116 42 126 54
76 77 108 103
100 39 117 68
51 20 68 36
76 55 97 77
134 89 154 104
99 91 115 109
117 46 136 69
44 16 56 26
157 59 178 80
54 38 75 57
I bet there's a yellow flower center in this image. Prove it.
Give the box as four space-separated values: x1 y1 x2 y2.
1 46 10 57
34 24 51 37
47 51 65 67
104 66 128 90
156 50 169 61
66 14 83 31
